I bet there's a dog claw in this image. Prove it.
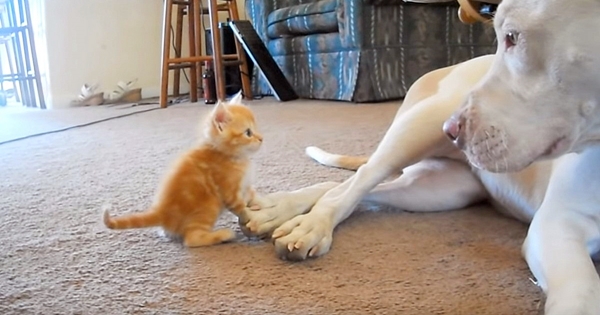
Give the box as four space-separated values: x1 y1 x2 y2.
272 230 284 239
287 243 294 252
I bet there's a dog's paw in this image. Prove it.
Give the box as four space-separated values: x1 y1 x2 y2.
247 194 277 211
240 209 284 239
272 212 333 261
239 193 299 238
239 183 339 241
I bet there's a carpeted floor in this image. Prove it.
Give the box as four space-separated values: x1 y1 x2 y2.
0 103 161 145
1 98 550 314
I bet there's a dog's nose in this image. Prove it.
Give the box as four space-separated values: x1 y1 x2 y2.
442 114 465 144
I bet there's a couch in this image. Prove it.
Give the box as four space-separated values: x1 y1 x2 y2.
245 0 497 102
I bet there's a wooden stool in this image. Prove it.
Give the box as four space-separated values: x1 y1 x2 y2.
159 0 253 108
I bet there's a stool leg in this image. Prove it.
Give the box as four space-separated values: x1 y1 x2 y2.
159 0 174 108
192 0 203 97
227 0 253 100
187 0 198 103
173 5 185 97
208 0 226 100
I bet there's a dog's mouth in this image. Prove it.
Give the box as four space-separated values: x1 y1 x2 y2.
467 135 571 173
538 136 568 160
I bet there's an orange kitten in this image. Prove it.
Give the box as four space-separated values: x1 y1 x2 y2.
103 93 263 247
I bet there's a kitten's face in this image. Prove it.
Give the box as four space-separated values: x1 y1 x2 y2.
207 98 263 156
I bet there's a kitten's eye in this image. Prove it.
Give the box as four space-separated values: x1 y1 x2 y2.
505 31 519 50
245 129 253 137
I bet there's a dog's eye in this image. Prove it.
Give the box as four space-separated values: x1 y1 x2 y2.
505 31 519 49
245 129 252 137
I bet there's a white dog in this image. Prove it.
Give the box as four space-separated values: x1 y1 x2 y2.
240 0 600 314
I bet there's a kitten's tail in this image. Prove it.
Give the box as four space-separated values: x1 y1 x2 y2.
103 205 163 230
305 146 369 171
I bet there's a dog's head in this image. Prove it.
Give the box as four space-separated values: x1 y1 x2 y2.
444 0 600 173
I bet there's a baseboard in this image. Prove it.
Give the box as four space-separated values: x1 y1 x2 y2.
47 85 170 109
140 86 162 100
47 93 80 109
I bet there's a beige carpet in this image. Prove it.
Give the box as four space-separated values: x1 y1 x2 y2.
1 98 557 314
0 103 161 145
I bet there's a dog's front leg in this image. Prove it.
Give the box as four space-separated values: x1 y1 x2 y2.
524 150 600 315
272 95 461 261
523 208 600 315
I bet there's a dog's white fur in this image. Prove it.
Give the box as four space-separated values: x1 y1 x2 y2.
240 0 600 313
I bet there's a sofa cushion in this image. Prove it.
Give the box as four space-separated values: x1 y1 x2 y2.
403 0 454 2
403 0 501 3
364 0 454 6
267 33 344 55
267 0 339 39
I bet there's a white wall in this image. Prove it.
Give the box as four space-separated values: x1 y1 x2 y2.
42 0 246 109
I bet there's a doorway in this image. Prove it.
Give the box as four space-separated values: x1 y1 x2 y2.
0 0 49 109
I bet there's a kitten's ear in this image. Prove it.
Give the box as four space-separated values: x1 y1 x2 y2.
227 91 244 105
212 101 231 131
